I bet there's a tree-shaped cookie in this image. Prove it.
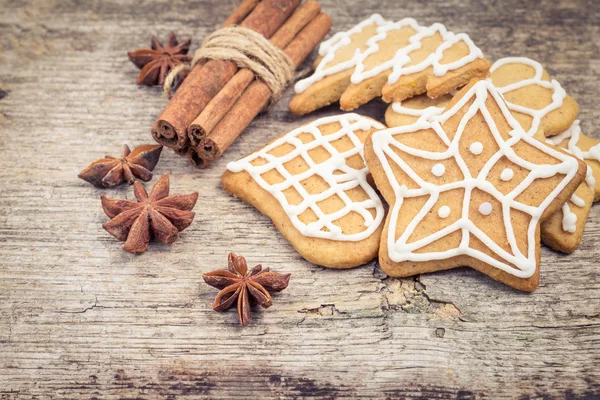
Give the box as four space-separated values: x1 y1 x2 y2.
378 23 489 105
223 114 386 268
290 16 490 115
364 80 586 291
290 14 389 115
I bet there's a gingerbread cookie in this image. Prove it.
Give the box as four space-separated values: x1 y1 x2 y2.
489 58 597 253
223 114 386 269
547 121 600 201
541 121 600 252
289 14 390 115
386 58 596 254
384 93 453 127
386 57 579 136
364 80 586 291
488 57 579 137
290 16 490 115
379 23 489 105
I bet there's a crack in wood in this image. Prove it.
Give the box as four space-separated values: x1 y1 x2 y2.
378 275 462 319
56 296 103 314
297 303 346 318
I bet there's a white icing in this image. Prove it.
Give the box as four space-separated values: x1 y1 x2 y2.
432 163 445 177
389 90 457 125
570 194 585 208
478 202 492 216
391 101 445 123
294 14 389 93
227 113 386 241
545 120 598 232
561 202 577 233
500 168 514 181
469 142 483 155
546 120 599 182
589 144 600 160
351 18 421 84
386 23 484 85
438 206 451 218
296 14 485 93
586 167 596 190
371 80 580 278
489 57 567 137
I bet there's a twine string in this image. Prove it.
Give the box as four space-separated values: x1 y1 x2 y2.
163 26 295 106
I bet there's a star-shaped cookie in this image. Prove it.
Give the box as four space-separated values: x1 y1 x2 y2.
365 80 586 291
385 57 598 254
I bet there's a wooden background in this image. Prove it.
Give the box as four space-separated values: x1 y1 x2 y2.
1 0 599 398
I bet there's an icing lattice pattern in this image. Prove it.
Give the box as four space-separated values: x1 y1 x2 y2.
227 114 385 241
371 81 580 278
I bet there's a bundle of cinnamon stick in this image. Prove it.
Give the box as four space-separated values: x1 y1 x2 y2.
152 0 332 168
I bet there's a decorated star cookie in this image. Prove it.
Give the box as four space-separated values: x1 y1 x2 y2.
385 58 597 253
364 80 586 291
223 114 386 269
290 15 490 115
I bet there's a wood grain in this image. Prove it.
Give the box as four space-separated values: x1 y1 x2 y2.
0 0 599 398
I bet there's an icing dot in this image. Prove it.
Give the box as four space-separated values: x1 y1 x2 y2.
469 142 483 155
438 206 450 218
478 202 492 216
500 168 514 181
431 163 445 177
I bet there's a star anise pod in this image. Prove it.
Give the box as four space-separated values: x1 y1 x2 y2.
101 174 198 254
203 253 291 326
79 144 163 188
127 32 192 86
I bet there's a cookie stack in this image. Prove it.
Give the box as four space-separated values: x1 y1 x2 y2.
222 15 599 291
386 57 600 258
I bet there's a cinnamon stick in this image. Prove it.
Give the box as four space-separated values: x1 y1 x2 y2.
152 0 302 151
187 0 322 147
188 12 332 169
222 0 262 26
187 69 255 147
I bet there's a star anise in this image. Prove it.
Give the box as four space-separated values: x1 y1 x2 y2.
79 144 163 188
127 32 192 86
101 174 198 254
203 253 291 326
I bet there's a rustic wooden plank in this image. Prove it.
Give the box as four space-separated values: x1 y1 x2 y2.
0 0 599 398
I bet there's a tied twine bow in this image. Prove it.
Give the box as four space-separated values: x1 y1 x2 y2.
163 26 295 107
